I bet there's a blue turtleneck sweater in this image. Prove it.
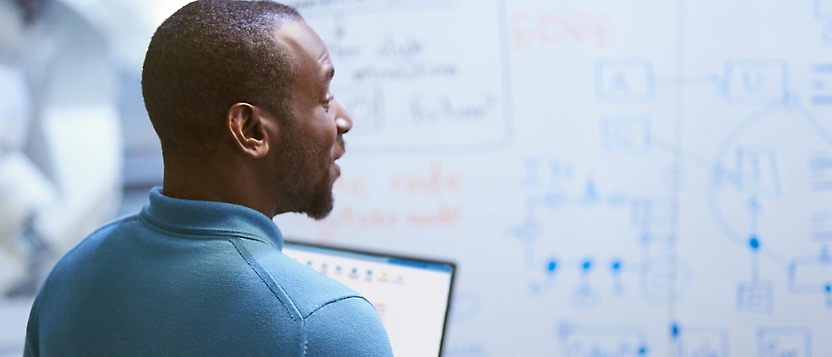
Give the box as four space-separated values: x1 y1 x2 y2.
24 187 392 356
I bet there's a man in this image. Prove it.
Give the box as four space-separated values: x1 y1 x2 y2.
24 1 393 355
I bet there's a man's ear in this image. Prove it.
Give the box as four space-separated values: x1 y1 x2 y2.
227 103 273 158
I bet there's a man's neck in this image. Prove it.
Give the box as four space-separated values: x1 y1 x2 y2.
161 155 277 218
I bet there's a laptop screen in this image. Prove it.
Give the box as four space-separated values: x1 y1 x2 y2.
281 240 455 357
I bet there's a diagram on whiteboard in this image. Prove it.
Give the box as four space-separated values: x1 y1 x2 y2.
506 53 832 357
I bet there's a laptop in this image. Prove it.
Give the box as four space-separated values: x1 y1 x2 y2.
282 240 456 357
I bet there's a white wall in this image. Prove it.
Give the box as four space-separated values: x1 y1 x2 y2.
274 1 832 356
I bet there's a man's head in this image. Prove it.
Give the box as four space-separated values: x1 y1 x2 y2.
142 0 301 158
142 0 352 219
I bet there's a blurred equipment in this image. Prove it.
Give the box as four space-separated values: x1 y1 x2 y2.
0 0 122 299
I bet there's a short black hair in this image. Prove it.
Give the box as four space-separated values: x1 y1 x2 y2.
142 0 302 158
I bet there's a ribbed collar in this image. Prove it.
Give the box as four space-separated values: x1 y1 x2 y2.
140 187 283 250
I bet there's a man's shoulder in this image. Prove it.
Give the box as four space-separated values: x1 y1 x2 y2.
52 213 141 268
304 295 393 356
238 239 392 355
36 213 152 302
237 238 368 318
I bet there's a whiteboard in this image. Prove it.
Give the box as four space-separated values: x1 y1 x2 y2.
274 0 832 356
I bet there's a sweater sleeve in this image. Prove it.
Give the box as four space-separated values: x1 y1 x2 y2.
303 297 393 357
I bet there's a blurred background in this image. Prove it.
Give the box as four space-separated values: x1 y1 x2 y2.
0 0 172 354
3 0 832 356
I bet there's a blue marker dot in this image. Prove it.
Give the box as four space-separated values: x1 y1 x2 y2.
582 260 592 271
558 322 573 338
612 261 622 271
671 324 680 338
749 236 760 250
638 346 648 355
547 260 557 272
826 284 831 293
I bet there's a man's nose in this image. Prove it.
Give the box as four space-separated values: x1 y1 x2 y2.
332 99 352 134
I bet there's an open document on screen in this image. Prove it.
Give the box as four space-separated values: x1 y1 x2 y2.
282 241 455 357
